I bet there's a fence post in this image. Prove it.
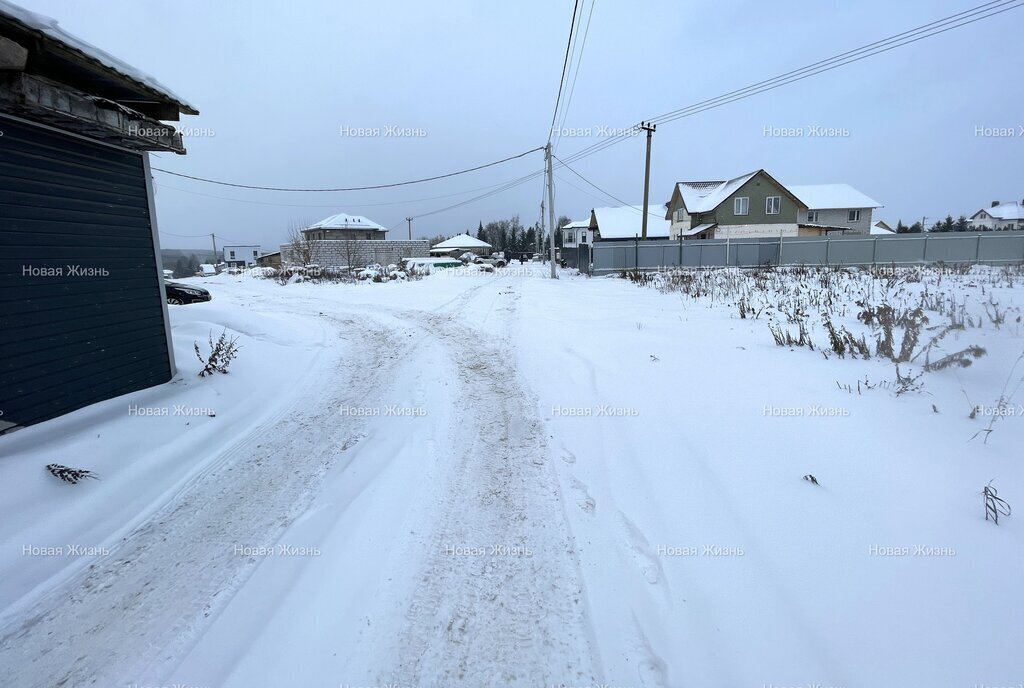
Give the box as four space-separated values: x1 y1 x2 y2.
725 234 730 267
871 236 878 265
634 234 639 269
976 234 982 264
825 235 830 265
923 233 929 264
679 234 683 266
778 233 784 266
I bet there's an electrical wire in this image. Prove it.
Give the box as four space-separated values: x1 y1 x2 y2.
547 0 582 144
556 0 1023 169
151 146 544 192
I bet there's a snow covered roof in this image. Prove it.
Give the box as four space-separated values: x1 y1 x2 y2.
592 206 670 239
788 184 882 210
562 218 591 230
680 223 717 237
675 172 759 214
306 213 386 231
870 221 895 235
982 202 1024 221
429 233 492 250
0 0 197 115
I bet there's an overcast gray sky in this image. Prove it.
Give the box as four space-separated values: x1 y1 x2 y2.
23 0 1024 250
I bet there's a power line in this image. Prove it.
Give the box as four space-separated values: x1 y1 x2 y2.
556 0 1023 168
553 154 633 208
547 0 582 144
151 146 544 192
412 168 547 220
153 172 544 209
554 0 596 147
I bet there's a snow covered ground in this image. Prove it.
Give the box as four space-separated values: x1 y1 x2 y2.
1 262 1022 687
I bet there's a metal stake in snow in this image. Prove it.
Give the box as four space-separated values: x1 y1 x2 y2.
545 143 557 279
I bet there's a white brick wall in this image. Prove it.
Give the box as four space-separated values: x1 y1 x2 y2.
281 239 429 269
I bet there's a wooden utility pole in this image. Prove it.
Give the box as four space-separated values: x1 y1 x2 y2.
640 121 656 240
406 217 413 240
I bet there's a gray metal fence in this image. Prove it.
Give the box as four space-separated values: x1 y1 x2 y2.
590 231 1024 275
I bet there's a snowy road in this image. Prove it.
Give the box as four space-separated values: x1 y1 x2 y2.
2 264 1022 687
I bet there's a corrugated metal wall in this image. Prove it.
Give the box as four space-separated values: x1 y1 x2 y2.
592 233 1024 275
0 115 173 433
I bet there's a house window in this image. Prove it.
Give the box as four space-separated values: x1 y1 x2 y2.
674 208 686 223
807 210 819 223
581 232 587 244
229 250 235 259
766 196 781 215
734 197 749 216
848 210 861 222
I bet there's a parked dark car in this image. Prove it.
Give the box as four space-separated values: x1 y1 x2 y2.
165 281 211 305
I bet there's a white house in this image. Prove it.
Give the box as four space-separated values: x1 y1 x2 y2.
787 184 883 235
222 245 260 268
560 218 593 248
969 201 1024 230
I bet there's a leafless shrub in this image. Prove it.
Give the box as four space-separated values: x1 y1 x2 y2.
195 329 241 377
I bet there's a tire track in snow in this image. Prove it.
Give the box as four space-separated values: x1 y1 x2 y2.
360 293 600 686
0 312 411 688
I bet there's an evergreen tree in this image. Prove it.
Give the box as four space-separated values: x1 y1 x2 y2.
896 220 908 234
954 215 970 232
476 221 485 241
909 222 924 234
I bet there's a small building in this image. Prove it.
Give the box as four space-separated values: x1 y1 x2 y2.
429 234 493 256
591 206 670 241
303 213 387 241
223 245 260 268
0 1 197 433
256 251 282 269
969 201 1024 230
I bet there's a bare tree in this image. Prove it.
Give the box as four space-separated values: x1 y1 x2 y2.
285 220 316 266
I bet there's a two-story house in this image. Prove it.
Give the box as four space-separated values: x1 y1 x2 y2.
223 245 260 268
969 201 1024 230
665 170 881 239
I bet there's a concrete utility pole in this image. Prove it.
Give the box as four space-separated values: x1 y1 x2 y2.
210 233 218 262
406 217 413 240
639 121 656 240
545 143 557 278
538 201 545 258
